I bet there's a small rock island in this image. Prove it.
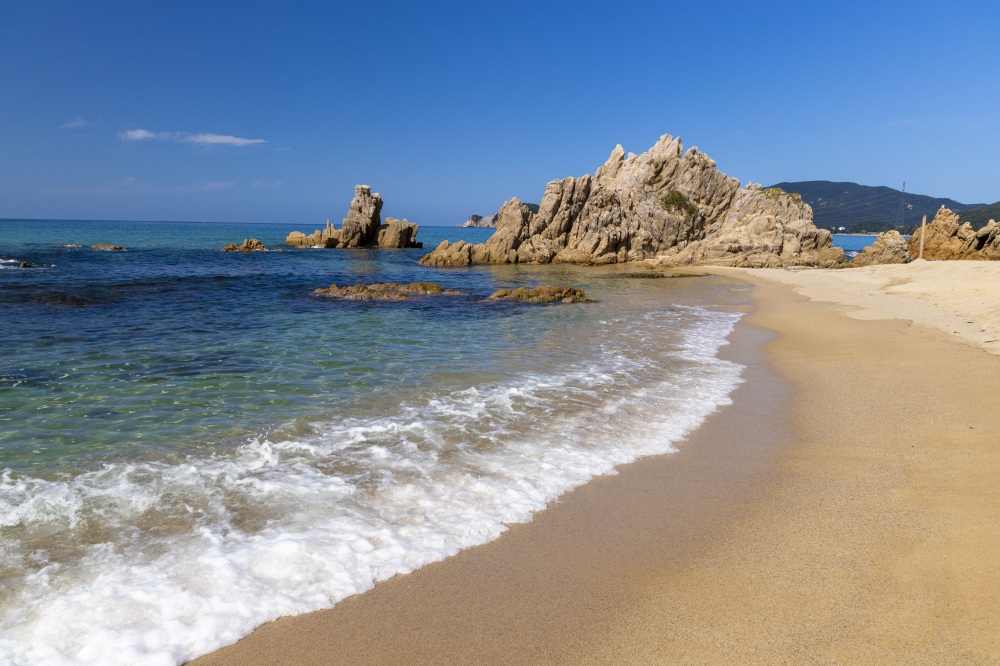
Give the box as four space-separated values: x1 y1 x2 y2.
287 185 422 250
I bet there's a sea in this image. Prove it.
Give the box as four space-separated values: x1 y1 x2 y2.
0 218 840 665
832 233 878 259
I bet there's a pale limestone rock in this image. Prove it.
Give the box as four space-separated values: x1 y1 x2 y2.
909 207 1000 260
377 218 421 249
418 134 844 268
221 238 267 252
849 230 911 267
286 185 421 249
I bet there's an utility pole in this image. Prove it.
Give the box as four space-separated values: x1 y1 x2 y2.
895 181 906 228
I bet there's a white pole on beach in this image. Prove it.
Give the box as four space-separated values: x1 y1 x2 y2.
919 214 927 259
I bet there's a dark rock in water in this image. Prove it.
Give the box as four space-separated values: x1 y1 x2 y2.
487 286 593 303
419 133 844 269
314 282 462 301
34 292 87 307
908 206 1000 260
17 261 36 269
92 244 127 251
849 230 911 267
222 238 268 252
286 185 422 249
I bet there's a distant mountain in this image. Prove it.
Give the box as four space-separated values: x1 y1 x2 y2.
769 181 984 233
457 203 538 228
958 201 1000 228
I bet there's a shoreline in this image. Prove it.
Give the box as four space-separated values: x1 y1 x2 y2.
194 265 1000 664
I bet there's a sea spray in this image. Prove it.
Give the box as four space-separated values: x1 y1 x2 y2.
1 218 748 664
1 306 742 665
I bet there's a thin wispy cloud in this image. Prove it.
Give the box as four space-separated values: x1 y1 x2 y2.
119 128 266 146
49 178 237 196
61 118 90 130
121 129 161 141
250 179 284 190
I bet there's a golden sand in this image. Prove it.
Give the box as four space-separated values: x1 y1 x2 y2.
194 263 1000 664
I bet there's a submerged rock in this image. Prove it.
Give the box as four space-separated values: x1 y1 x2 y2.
17 261 36 269
222 238 268 252
419 134 844 269
850 230 911 267
909 207 1000 260
487 286 593 303
286 185 421 249
314 282 461 301
92 244 127 251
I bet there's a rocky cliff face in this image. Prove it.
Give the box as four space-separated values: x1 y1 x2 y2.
909 207 1000 260
849 230 911 267
459 213 498 228
286 185 421 249
419 134 844 268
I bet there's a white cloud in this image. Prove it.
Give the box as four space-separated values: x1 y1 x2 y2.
119 128 266 146
120 129 162 141
184 133 266 146
48 177 237 196
61 118 89 129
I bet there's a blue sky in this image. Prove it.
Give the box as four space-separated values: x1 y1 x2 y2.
2 0 998 225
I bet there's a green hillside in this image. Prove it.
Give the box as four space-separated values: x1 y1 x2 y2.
769 181 984 234
958 202 1000 228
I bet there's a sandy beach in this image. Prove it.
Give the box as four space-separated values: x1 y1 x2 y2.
194 262 1000 665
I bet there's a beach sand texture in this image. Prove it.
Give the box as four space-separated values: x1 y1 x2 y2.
195 262 1000 665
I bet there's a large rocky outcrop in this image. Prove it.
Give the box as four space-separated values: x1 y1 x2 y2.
419 134 844 268
286 185 421 249
849 230 911 267
909 207 1000 260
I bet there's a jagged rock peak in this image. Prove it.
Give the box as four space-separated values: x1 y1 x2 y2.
286 185 421 249
909 206 1000 260
418 132 844 268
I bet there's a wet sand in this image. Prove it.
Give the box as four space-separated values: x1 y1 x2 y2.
194 267 1000 664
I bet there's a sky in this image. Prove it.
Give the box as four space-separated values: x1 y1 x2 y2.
2 0 999 225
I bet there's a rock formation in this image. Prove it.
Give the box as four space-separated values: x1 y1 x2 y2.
487 286 593 303
459 204 537 228
17 261 36 269
222 238 268 252
286 185 421 249
909 207 1000 260
419 134 844 269
92 244 127 251
849 230 911 267
314 282 461 301
459 213 498 228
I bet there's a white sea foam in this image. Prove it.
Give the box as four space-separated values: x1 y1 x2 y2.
0 306 743 665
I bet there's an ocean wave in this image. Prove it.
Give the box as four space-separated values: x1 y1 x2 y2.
0 306 743 665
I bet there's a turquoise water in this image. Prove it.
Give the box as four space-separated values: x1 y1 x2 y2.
1 221 497 475
832 233 878 257
0 219 745 664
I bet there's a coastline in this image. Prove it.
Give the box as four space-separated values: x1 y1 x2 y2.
194 265 1000 664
